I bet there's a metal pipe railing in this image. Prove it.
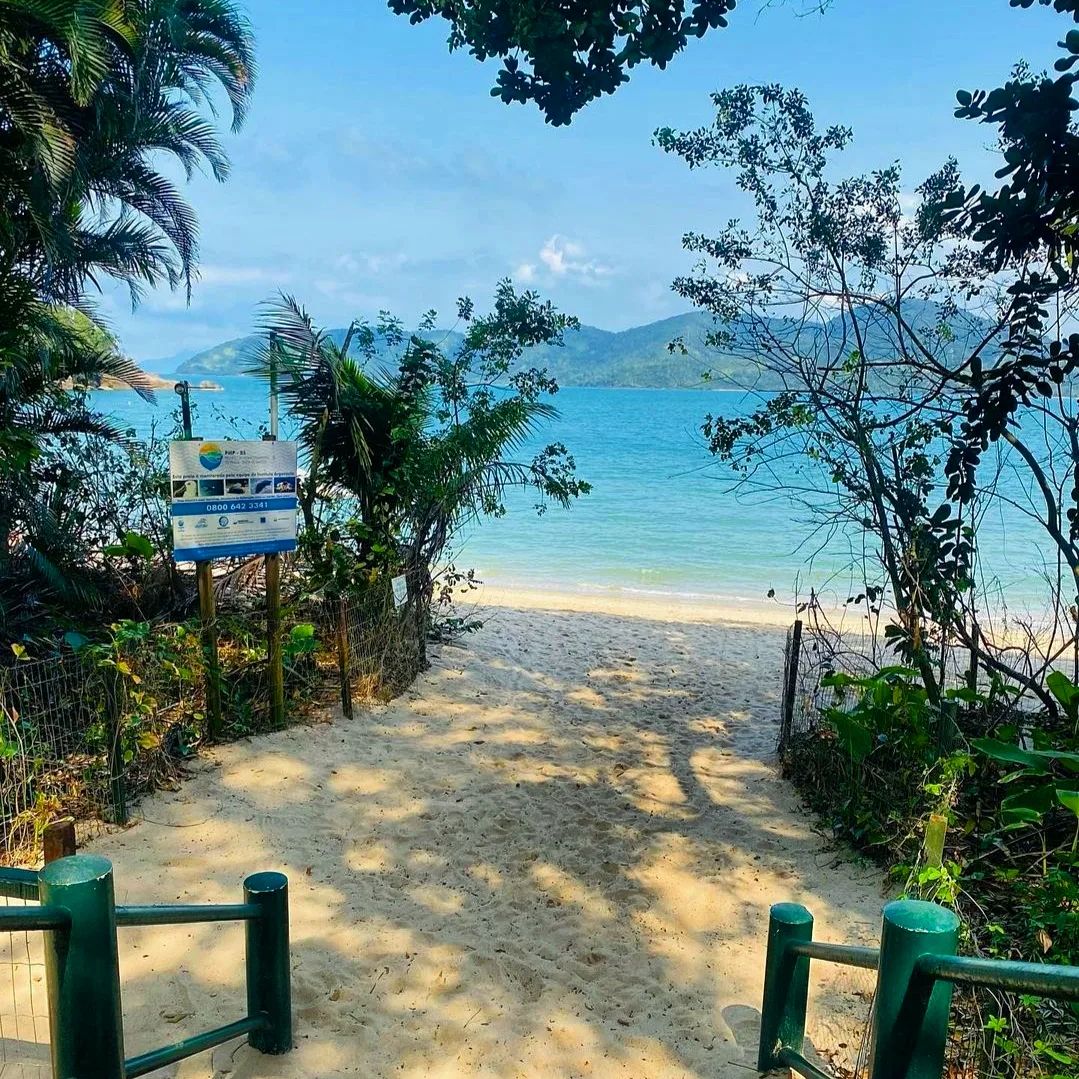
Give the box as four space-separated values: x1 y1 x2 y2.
115 902 261 927
776 1045 838 1079
0 905 70 932
788 939 880 970
0 854 292 1078
0 866 43 901
917 953 1079 1002
124 1015 268 1077
758 898 1079 1079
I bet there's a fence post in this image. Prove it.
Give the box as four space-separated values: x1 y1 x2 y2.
757 902 813 1072
244 871 292 1054
42 817 76 863
39 854 125 1078
966 623 979 695
103 669 128 825
780 620 803 754
336 595 354 720
869 899 959 1079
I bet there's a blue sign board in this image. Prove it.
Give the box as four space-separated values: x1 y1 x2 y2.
169 440 298 562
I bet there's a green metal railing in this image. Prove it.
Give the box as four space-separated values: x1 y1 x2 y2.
0 854 291 1077
758 899 1079 1078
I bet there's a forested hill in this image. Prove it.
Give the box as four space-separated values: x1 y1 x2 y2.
174 304 995 389
174 311 730 387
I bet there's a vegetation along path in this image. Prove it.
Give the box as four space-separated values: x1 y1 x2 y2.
90 602 885 1077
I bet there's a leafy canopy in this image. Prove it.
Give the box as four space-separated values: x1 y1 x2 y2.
0 0 255 632
387 0 736 124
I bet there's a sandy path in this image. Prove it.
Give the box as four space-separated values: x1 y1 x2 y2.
86 602 885 1078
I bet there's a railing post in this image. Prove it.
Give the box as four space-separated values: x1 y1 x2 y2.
244 871 292 1054
42 816 76 863
869 900 959 1079
758 902 813 1072
39 854 125 1078
779 620 803 754
336 594 354 720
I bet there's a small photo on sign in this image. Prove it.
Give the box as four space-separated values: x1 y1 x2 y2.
172 479 197 500
253 477 274 494
226 478 250 495
274 476 296 494
198 479 224 497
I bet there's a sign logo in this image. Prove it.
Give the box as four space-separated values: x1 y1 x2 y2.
199 442 224 471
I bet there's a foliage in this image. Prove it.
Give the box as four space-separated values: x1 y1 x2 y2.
938 0 1079 542
387 0 735 124
788 657 1079 1075
0 0 256 310
252 281 590 609
0 0 255 640
660 14 1079 1064
820 666 947 766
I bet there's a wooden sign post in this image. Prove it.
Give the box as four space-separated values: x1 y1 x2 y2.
265 336 285 729
174 381 224 740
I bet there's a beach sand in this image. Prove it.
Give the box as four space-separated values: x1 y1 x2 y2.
78 590 886 1077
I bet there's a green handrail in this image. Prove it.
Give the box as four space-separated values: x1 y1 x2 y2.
0 905 69 931
0 866 42 901
125 1016 268 1078
917 953 1079 1002
0 854 292 1078
758 898 1079 1079
115 901 261 926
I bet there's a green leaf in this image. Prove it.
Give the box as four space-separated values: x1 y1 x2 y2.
123 531 154 560
826 710 874 763
1056 789 1079 820
1046 671 1079 722
1001 783 1057 825
973 738 1050 774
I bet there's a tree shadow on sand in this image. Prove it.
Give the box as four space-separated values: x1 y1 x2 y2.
80 607 884 1078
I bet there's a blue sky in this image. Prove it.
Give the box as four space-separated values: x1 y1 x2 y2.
105 0 1066 365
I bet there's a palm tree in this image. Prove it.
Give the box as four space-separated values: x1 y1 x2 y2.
0 303 154 628
252 296 428 573
0 0 255 313
0 0 256 633
254 291 587 611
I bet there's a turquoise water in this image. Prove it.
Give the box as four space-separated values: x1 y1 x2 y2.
91 377 1049 610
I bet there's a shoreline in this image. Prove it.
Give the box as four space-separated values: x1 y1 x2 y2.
466 581 1069 642
470 581 830 628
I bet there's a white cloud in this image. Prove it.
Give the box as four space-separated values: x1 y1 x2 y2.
510 235 615 288
534 234 613 283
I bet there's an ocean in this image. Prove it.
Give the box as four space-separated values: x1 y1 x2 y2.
91 377 1052 614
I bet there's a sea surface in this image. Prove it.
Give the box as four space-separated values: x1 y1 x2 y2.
91 377 1053 613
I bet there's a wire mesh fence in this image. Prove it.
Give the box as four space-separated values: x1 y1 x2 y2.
0 577 429 1074
0 657 118 864
0 577 430 870
0 894 48 1078
777 611 991 756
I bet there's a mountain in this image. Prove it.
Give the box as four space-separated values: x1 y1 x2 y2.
140 346 201 373
175 304 998 389
175 311 741 388
176 335 260 376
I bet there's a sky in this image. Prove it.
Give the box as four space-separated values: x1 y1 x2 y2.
104 0 1068 366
